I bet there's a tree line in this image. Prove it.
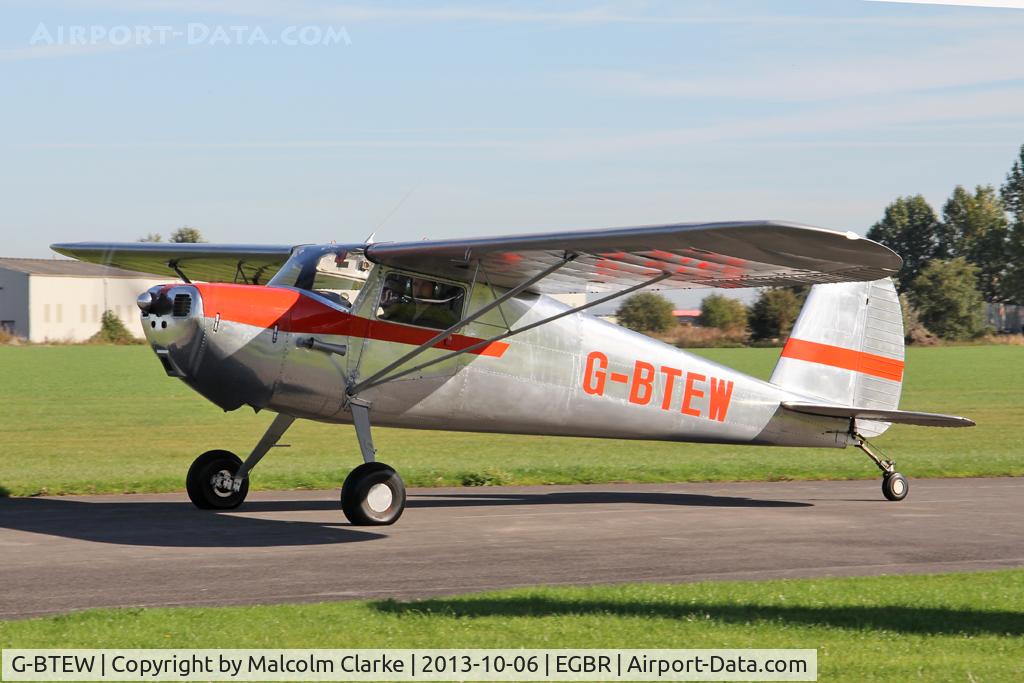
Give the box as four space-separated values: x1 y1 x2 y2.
617 144 1024 343
138 226 206 243
615 290 806 343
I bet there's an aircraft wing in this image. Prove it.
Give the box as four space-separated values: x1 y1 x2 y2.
49 242 295 284
781 402 975 428
363 220 902 293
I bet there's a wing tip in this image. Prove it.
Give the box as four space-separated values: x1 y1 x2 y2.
757 220 903 274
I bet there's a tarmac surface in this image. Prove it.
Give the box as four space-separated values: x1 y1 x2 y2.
1 477 1022 619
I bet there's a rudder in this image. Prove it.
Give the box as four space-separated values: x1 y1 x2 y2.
770 278 904 436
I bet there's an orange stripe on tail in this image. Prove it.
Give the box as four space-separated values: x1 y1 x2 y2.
781 338 904 382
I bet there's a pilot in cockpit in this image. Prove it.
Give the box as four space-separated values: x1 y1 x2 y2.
379 275 461 329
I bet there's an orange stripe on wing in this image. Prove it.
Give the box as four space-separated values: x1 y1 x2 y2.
781 338 904 382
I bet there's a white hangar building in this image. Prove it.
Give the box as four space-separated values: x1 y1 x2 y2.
0 258 166 342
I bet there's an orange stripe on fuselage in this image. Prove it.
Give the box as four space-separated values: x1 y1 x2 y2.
780 338 904 382
195 284 509 358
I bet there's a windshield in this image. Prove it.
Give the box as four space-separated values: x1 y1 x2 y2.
268 245 369 307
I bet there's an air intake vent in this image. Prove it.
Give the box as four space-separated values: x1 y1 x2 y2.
172 294 192 317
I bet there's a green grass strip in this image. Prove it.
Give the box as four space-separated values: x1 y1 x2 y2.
2 570 1022 681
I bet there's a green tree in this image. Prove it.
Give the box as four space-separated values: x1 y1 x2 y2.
1002 225 1024 304
89 311 137 345
940 185 1008 301
698 294 747 331
748 288 803 341
1000 145 1024 304
138 233 162 242
908 258 986 341
616 292 676 334
867 195 942 290
1000 143 1024 225
899 292 936 345
169 226 205 243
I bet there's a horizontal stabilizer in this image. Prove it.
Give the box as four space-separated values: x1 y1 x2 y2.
781 402 975 428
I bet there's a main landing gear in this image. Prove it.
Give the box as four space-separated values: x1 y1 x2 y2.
854 435 909 502
341 462 407 525
186 449 249 509
186 412 293 511
338 399 406 525
184 402 407 525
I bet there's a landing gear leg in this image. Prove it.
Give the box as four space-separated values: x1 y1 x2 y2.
340 399 407 525
853 434 908 502
186 413 295 510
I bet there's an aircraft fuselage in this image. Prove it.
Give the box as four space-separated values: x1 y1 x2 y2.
142 268 849 449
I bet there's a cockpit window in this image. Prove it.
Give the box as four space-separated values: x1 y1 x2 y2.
377 273 465 330
268 245 369 307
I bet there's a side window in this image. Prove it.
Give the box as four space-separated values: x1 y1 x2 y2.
310 253 363 308
377 273 465 330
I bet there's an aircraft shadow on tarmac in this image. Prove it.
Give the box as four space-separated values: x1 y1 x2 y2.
406 490 812 509
0 489 808 548
374 596 1024 637
0 497 384 548
235 490 813 514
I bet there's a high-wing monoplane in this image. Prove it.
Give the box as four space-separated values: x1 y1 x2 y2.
53 220 974 524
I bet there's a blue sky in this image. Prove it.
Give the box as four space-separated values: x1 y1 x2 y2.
2 1 1024 303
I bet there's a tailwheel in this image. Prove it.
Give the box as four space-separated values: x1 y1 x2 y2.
186 449 249 510
882 472 909 502
854 434 909 502
341 462 406 525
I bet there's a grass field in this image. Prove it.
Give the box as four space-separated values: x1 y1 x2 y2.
0 345 1020 497
1 570 1021 681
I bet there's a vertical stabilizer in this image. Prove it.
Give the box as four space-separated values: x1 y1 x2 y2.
770 278 904 437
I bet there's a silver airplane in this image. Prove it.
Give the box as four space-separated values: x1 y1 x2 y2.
53 221 974 525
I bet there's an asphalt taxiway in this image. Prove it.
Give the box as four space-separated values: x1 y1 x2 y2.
1 478 1021 619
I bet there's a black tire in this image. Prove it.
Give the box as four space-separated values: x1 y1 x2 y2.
186 449 249 510
341 462 406 525
882 472 909 502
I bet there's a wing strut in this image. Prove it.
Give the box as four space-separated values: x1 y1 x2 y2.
167 260 191 283
347 254 577 396
350 269 673 394
233 261 251 285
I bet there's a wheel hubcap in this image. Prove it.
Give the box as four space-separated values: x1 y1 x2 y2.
892 479 906 496
210 469 235 498
366 483 393 513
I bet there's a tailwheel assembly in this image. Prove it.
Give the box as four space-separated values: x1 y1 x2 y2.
854 434 909 502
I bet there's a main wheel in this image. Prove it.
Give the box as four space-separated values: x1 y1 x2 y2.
186 449 249 510
341 462 406 525
882 472 909 502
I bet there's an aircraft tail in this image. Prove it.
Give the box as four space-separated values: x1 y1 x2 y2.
769 278 904 437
